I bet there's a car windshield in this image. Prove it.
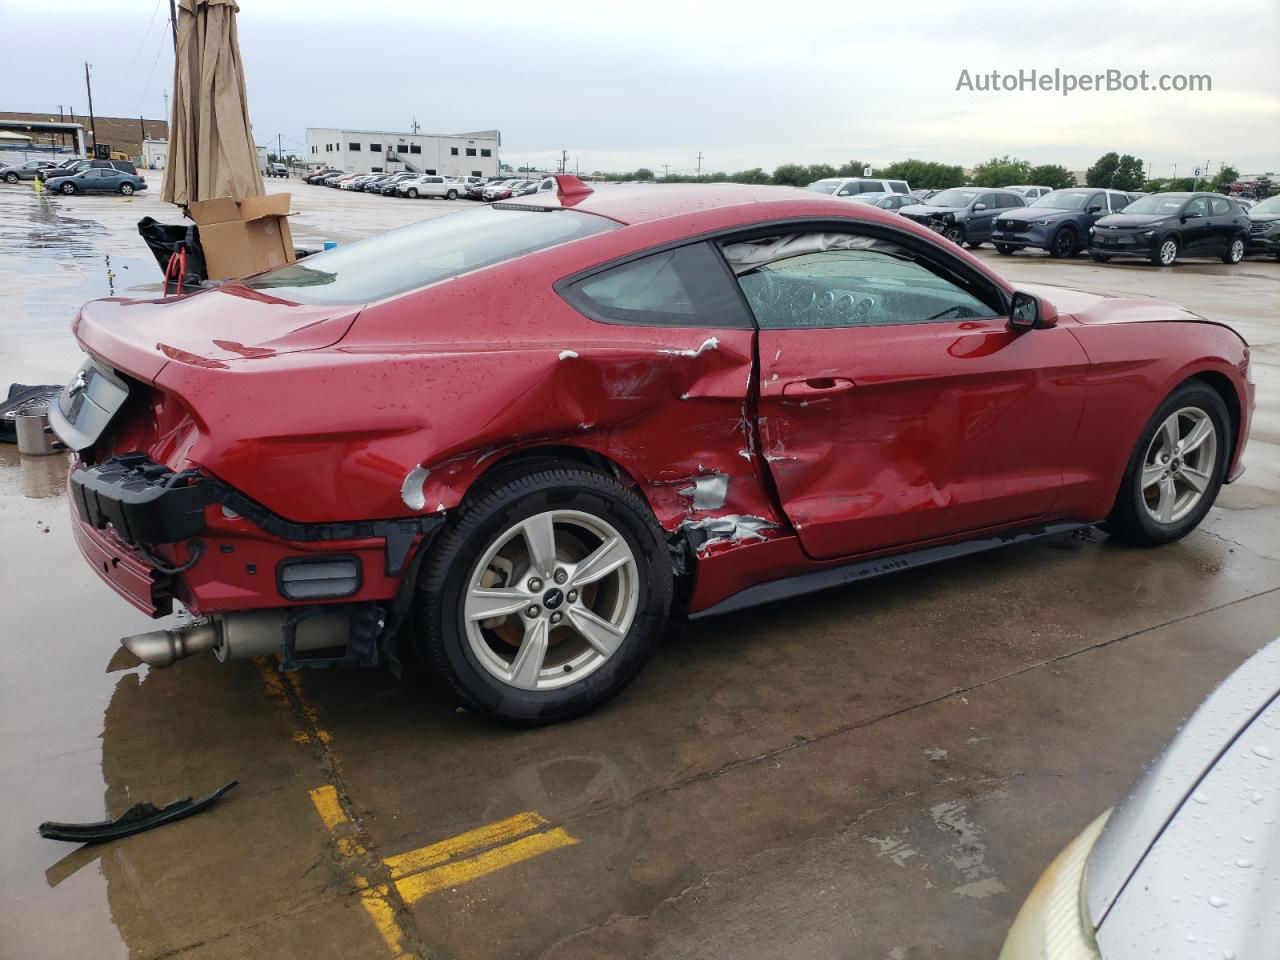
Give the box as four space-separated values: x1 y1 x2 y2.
806 181 841 195
929 189 978 207
1252 195 1280 215
1031 190 1092 210
244 205 618 305
1122 195 1187 216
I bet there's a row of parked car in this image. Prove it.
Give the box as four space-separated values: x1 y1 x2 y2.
0 156 148 195
807 176 1278 265
300 168 551 202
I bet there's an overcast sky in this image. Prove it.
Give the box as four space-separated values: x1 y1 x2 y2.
2 0 1277 177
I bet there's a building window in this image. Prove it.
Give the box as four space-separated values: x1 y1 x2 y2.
396 144 408 153
372 166 382 173
311 146 316 154
369 143 381 152
481 149 491 157
349 142 361 151
425 168 436 175
466 148 477 157
450 147 458 156
410 144 421 154
472 170 482 177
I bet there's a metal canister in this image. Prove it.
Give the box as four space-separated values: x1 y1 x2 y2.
15 411 60 456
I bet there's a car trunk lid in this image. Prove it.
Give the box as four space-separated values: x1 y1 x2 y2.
74 284 363 383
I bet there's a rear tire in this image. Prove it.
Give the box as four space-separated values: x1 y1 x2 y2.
1222 237 1245 264
4 172 17 184
1049 227 1077 258
1105 382 1229 546
119 183 134 196
415 465 672 725
446 189 458 200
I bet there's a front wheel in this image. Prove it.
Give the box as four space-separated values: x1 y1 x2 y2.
1222 237 1245 264
943 225 964 244
1105 382 1229 546
995 243 1016 256
1152 237 1179 266
60 182 76 194
406 188 418 198
415 465 672 724
1090 252 1111 262
965 241 983 249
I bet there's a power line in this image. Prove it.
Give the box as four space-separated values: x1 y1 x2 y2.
122 0 165 79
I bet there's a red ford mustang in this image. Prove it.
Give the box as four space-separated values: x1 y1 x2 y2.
52 176 1253 723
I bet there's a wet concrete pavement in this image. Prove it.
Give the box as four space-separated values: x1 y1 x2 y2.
1 177 1279 959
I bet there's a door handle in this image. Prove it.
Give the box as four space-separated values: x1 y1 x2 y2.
781 377 855 400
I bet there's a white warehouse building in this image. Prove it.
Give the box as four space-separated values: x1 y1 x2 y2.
305 128 500 177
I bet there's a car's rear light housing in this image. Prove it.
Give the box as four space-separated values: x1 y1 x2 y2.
277 556 362 600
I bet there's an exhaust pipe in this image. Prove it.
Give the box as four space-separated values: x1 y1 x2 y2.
121 610 349 667
122 621 221 667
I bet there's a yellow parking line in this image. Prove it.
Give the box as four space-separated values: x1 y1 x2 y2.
308 785 407 956
394 827 579 905
383 810 550 879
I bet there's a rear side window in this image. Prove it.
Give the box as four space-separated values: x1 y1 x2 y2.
561 242 752 329
246 206 618 305
1210 197 1231 216
888 181 909 194
859 181 883 193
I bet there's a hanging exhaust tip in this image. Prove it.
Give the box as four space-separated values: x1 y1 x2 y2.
121 620 221 667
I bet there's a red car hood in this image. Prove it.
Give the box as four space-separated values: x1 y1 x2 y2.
1020 282 1204 325
74 284 362 383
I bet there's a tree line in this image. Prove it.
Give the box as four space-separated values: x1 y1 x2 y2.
588 153 1255 195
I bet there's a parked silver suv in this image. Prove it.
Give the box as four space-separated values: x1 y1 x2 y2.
806 176 911 197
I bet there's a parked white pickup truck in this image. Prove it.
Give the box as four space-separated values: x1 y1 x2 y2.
398 175 462 200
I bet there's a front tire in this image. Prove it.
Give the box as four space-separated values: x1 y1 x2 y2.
943 225 964 244
406 188 418 198
415 465 672 724
1152 237 1179 266
1106 382 1229 546
60 183 76 194
1089 252 1111 262
995 243 1016 256
1222 237 1245 264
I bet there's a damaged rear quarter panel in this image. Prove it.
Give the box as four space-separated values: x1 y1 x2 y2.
155 227 789 545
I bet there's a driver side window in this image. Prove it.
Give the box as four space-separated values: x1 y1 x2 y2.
722 234 1000 330
1185 197 1210 217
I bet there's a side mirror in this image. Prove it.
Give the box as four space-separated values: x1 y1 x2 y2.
973 202 988 211
1009 291 1058 331
1087 205 1103 213
1182 211 1202 221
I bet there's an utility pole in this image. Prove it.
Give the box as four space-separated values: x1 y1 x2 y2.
84 62 98 155
163 89 169 122
168 0 178 52
278 132 283 165
139 115 146 152
696 151 703 177
663 163 669 179
411 116 420 135
560 149 568 174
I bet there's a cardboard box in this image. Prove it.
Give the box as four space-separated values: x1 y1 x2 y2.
188 193 295 280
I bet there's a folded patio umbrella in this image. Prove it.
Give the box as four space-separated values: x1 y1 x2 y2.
163 0 264 207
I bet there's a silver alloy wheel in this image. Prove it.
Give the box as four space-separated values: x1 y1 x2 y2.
463 509 639 691
1141 406 1217 525
944 225 964 244
1228 238 1244 263
121 184 133 195
1158 239 1178 265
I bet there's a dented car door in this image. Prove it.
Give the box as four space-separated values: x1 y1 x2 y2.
724 231 1090 561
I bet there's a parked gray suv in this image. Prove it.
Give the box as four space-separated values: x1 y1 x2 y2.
899 187 1026 246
